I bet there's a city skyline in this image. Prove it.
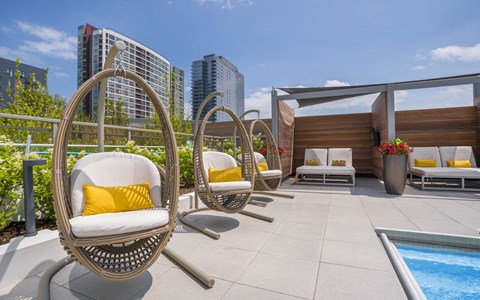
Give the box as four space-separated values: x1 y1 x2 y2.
0 0 479 119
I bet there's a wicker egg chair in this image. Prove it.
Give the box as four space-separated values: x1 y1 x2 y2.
179 96 274 239
51 68 179 280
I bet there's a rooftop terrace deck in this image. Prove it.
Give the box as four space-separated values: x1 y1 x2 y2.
1 177 480 299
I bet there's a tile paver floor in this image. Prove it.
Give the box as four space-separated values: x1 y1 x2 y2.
1 177 480 299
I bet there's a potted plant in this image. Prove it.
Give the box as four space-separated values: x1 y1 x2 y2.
377 138 412 195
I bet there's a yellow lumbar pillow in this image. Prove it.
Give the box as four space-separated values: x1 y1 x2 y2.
447 160 472 168
257 162 269 171
332 160 346 166
306 159 320 166
208 167 242 182
415 159 437 167
82 182 153 216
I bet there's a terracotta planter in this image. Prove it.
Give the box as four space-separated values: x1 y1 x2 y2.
382 154 408 195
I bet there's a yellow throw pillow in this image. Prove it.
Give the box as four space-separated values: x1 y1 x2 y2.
332 160 346 166
82 182 153 216
306 159 320 166
257 162 269 171
208 167 242 183
415 159 437 167
446 160 472 168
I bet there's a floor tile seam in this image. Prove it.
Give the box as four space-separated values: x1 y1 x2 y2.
458 200 480 213
257 248 322 263
322 236 384 248
314 194 331 298
55 285 96 300
220 282 306 300
390 201 422 231
0 277 62 298
420 198 480 231
318 261 396 274
422 198 480 223
359 194 385 230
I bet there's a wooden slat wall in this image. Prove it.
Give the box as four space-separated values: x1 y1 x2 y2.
396 106 477 162
293 112 373 174
371 93 387 179
278 101 295 176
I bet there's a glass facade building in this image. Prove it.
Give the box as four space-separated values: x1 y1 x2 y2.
77 24 184 119
191 54 244 122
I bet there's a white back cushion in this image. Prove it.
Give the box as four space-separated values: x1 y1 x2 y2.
304 149 327 166
408 147 441 169
439 146 477 168
202 151 238 181
254 152 267 163
328 148 353 166
70 152 161 217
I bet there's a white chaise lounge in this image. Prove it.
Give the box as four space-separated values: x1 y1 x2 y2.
296 148 356 186
408 146 480 191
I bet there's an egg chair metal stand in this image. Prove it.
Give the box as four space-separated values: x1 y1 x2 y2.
179 93 274 240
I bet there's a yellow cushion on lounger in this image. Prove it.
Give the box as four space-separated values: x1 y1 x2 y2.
415 159 437 167
82 182 154 216
332 160 346 166
257 162 269 171
446 160 472 168
208 167 242 183
306 159 320 166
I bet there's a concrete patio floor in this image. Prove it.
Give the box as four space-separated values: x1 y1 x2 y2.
1 177 480 299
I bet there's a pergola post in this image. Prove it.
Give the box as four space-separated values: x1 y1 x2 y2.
386 83 396 140
474 83 480 102
271 88 279 143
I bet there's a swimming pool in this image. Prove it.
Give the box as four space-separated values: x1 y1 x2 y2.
395 242 480 300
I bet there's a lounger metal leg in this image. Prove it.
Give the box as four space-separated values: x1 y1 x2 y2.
239 210 274 222
179 208 221 240
352 175 355 186
461 178 465 189
163 247 215 288
38 256 75 300
421 176 425 190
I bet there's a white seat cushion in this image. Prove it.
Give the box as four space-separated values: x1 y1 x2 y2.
203 152 238 182
438 146 477 168
408 147 441 169
328 148 353 166
410 167 480 178
209 181 252 192
304 149 327 166
296 166 356 175
259 169 282 178
70 152 161 217
69 208 169 238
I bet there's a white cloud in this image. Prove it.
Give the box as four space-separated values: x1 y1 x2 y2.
15 21 76 60
0 46 46 67
195 0 252 9
430 43 480 62
324 80 350 87
53 71 69 78
412 65 426 71
245 87 272 118
184 101 192 116
415 51 427 61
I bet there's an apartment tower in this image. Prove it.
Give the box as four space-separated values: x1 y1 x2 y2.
77 24 184 119
191 54 244 122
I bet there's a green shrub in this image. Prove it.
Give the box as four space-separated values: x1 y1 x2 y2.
0 135 23 230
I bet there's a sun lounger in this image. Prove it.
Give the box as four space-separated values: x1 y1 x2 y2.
408 146 480 191
296 148 355 186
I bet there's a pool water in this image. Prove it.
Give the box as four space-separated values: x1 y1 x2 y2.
395 243 480 300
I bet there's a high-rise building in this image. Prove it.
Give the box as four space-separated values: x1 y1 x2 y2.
170 66 184 116
191 54 244 122
0 57 47 107
77 24 184 119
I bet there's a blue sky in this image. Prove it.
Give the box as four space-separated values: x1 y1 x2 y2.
1 0 479 118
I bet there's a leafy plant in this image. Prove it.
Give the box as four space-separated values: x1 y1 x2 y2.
377 138 412 155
